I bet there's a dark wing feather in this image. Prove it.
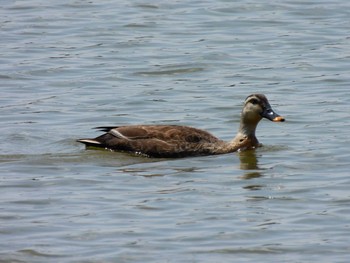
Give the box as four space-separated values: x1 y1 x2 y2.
95 126 119 132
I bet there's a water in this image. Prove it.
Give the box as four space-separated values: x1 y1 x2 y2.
1 0 350 262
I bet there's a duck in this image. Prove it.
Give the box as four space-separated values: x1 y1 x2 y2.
77 94 285 158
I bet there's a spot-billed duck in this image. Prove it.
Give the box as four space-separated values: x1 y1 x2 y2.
77 94 285 158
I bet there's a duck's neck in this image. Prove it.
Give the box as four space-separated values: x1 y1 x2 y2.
209 117 261 154
225 119 260 152
238 118 258 138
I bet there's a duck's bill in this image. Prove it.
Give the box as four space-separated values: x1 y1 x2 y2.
261 108 285 122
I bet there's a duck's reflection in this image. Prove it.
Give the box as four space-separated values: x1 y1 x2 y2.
238 149 263 180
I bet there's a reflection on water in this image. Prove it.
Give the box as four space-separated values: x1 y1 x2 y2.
238 150 263 180
239 149 259 170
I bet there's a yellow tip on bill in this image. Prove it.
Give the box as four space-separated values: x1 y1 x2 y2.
273 116 285 122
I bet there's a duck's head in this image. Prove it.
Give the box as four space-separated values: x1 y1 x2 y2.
238 94 285 138
242 94 285 123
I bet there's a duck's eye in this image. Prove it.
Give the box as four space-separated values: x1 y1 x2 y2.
250 98 259 105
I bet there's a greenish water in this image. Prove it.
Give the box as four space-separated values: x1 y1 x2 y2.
1 0 350 262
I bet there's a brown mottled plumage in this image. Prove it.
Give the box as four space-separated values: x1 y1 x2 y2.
77 94 285 158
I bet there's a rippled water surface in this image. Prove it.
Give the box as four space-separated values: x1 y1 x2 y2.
1 0 350 262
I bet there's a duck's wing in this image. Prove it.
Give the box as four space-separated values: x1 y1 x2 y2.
95 125 220 142
78 125 222 157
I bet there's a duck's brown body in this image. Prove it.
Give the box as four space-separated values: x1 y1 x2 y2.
78 94 285 158
79 125 250 158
